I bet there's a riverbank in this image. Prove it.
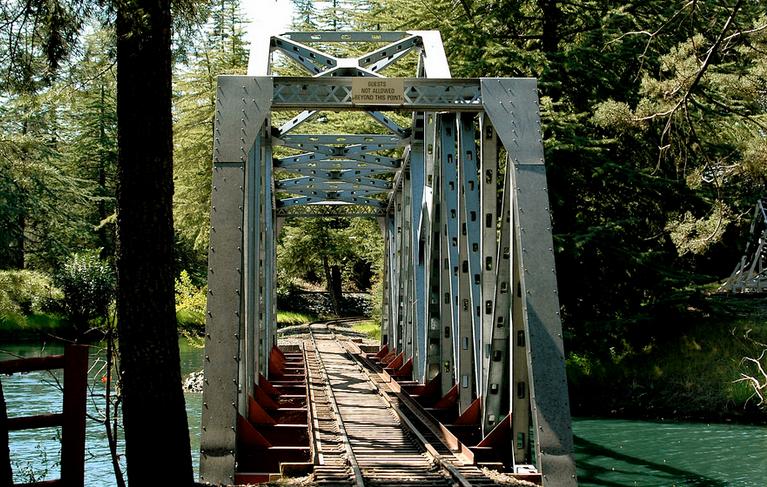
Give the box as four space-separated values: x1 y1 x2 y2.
567 293 767 423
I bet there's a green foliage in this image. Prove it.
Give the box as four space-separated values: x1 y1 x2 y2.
352 320 381 341
173 0 249 254
0 270 61 316
0 28 118 270
0 312 69 340
568 296 767 419
365 0 767 355
55 251 115 330
276 310 316 328
175 270 207 333
278 217 383 293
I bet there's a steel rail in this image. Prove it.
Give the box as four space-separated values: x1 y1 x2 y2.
317 320 479 487
342 340 474 487
308 325 366 487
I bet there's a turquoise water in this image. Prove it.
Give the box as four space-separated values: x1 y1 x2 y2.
0 340 202 485
2 340 766 485
573 418 767 486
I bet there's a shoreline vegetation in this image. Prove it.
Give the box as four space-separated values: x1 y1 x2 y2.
2 270 766 424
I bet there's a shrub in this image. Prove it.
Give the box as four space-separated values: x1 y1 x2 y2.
0 270 61 316
175 270 207 333
56 251 115 331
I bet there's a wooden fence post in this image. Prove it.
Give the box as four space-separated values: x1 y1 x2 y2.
61 344 88 486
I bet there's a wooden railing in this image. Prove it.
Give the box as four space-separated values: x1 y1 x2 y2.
0 344 89 487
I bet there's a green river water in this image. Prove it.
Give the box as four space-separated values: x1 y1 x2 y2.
1 341 765 486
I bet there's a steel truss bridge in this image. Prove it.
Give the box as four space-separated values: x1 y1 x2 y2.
200 30 577 486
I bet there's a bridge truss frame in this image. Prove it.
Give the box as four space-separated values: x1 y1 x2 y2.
200 30 577 486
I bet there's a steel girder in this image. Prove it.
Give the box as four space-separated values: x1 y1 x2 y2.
201 30 577 487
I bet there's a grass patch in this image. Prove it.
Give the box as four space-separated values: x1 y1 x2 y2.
0 312 72 340
352 320 381 341
277 311 317 328
177 308 205 336
568 294 767 422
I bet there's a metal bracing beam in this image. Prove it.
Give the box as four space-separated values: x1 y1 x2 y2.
481 78 577 487
261 76 483 111
366 110 409 137
277 168 388 180
277 153 401 170
281 186 387 197
411 30 451 78
275 134 406 147
277 204 385 218
438 114 461 398
333 154 402 169
458 113 482 402
278 110 319 136
277 175 392 191
358 35 420 71
276 160 400 173
281 31 411 43
276 146 401 167
278 193 386 208
272 35 338 75
479 115 499 426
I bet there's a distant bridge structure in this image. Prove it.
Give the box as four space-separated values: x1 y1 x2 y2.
200 30 577 486
720 198 767 293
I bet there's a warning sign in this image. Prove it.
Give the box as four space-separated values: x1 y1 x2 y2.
351 78 405 105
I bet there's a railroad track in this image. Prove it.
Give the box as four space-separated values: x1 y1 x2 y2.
307 321 503 486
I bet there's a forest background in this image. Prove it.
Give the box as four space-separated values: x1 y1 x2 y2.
1 0 766 430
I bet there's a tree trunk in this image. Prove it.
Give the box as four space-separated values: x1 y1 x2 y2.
330 264 343 314
538 0 561 54
322 256 340 316
115 0 193 484
98 83 111 258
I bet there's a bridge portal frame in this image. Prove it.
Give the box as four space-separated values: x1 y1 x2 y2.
200 31 577 487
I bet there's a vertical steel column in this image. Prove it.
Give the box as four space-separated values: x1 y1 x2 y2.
423 114 444 383
394 195 405 351
244 133 261 402
479 115 499 405
510 209 531 466
201 77 272 484
483 158 512 437
378 217 391 345
400 168 413 362
482 78 577 486
457 114 482 403
264 132 276 362
387 215 398 347
438 114 461 397
410 114 427 380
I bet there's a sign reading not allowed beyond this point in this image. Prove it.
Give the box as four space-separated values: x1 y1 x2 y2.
351 78 405 105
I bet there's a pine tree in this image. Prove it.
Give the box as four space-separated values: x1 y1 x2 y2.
173 0 249 254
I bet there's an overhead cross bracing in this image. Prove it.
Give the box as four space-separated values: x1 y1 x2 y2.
720 198 767 293
201 30 578 487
